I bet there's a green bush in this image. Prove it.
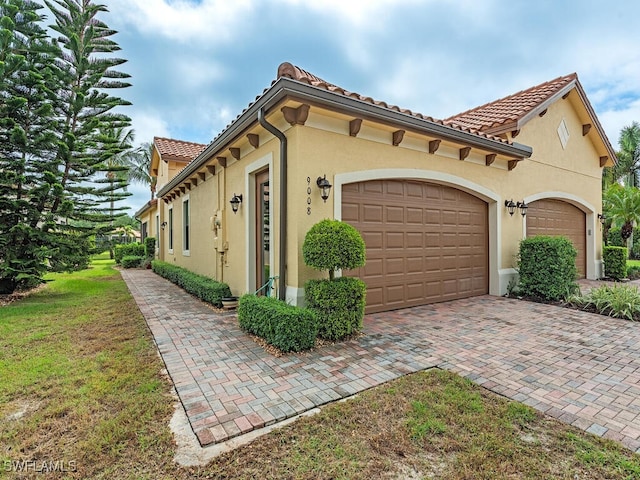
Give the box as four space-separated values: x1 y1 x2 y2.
568 284 640 321
114 243 145 264
121 255 143 269
305 277 367 340
606 227 624 247
144 237 156 259
603 246 628 280
518 235 578 301
237 295 318 352
151 261 231 307
303 219 366 280
628 265 640 280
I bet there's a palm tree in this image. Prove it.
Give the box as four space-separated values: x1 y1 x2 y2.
603 184 640 253
605 122 640 187
128 141 156 200
99 127 136 258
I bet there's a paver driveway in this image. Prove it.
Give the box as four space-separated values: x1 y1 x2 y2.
121 269 640 453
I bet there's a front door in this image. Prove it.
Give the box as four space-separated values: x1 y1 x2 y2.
255 170 270 293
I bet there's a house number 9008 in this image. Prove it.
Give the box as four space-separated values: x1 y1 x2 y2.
306 177 312 215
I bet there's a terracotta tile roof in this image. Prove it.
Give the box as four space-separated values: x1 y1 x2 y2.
444 73 577 134
275 62 511 145
154 136 207 163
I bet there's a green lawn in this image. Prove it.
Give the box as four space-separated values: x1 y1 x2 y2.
1 259 639 479
628 259 640 268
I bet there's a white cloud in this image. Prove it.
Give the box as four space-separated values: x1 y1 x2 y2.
599 98 640 149
107 0 254 43
129 111 171 144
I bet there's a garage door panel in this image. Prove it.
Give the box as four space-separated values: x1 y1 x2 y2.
363 205 383 223
386 232 404 249
343 179 488 313
406 208 423 224
527 199 586 278
386 257 405 275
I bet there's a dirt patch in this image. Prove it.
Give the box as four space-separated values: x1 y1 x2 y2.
3 399 42 422
0 283 47 307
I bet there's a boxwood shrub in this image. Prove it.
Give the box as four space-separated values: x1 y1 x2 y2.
144 236 156 259
518 235 578 301
114 243 145 264
305 276 367 340
603 246 628 281
151 260 231 307
121 255 143 269
237 294 318 352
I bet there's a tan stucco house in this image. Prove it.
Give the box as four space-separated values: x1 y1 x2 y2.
137 63 615 314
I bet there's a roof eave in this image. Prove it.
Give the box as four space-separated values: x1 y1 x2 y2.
134 199 156 219
158 79 533 198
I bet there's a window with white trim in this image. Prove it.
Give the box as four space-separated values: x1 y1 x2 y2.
182 197 190 255
155 214 160 253
168 206 174 253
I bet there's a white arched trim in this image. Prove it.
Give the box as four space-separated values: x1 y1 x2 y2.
523 192 600 280
333 169 503 296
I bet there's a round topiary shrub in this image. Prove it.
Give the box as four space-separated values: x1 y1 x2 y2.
303 219 367 341
302 219 365 279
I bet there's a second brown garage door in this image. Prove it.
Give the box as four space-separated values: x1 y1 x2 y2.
526 199 586 278
342 179 488 313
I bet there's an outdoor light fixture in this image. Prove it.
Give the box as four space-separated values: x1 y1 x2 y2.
517 201 528 217
598 213 606 225
316 175 332 203
505 199 517 216
160 221 167 230
230 193 243 214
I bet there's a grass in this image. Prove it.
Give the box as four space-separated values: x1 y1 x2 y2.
627 259 640 268
1 258 639 478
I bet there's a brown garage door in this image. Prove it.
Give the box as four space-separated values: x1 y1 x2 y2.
526 199 586 278
342 179 488 313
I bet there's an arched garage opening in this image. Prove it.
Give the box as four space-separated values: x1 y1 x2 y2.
340 178 489 313
526 198 587 278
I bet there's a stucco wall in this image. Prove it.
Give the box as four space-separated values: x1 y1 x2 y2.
160 94 603 303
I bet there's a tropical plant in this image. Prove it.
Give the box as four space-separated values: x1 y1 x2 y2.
604 122 640 188
603 184 640 249
0 0 133 293
568 284 640 321
0 0 61 292
129 141 156 200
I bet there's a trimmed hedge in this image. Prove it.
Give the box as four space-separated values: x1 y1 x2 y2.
121 255 143 269
114 243 145 264
603 246 628 281
144 237 156 259
238 295 318 352
518 235 578 301
305 276 366 340
303 219 366 280
151 261 231 307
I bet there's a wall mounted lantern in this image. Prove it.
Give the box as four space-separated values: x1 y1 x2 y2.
230 193 243 214
505 199 517 216
505 199 528 216
316 175 332 203
160 221 167 230
597 213 606 225
517 201 528 217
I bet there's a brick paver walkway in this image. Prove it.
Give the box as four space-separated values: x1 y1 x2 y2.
121 269 640 453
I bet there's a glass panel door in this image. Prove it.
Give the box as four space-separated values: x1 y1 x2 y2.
255 170 270 293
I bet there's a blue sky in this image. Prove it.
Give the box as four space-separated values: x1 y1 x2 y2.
78 0 640 214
